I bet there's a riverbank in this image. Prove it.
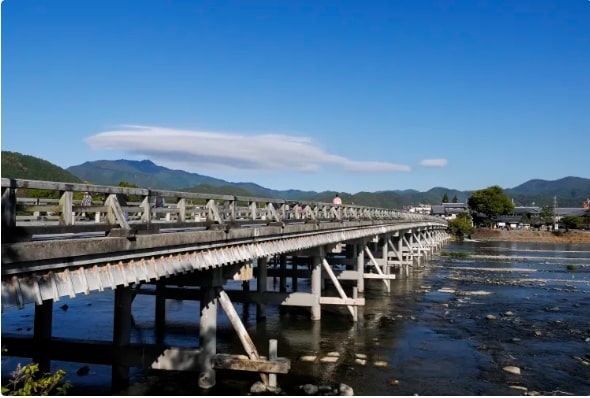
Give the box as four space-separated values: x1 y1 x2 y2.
471 229 590 244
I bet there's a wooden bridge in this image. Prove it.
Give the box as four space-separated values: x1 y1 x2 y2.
1 178 449 392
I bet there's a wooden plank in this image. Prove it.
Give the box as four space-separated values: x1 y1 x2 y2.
212 354 290 374
319 297 365 305
364 273 397 279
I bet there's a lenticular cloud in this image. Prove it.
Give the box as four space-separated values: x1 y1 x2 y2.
419 158 448 167
86 125 412 173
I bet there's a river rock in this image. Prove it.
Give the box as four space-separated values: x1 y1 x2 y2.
300 384 318 395
503 365 521 375
486 314 497 320
504 311 514 316
250 381 267 394
339 383 354 396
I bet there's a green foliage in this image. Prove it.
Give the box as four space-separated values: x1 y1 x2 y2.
540 205 555 225
117 181 142 202
447 213 475 239
442 193 449 203
1 362 72 396
452 194 459 203
561 215 584 230
188 184 259 197
1 151 82 183
468 185 514 224
566 264 577 271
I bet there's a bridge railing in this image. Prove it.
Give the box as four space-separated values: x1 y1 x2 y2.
1 178 447 240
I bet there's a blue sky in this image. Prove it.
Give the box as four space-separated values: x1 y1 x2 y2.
2 0 589 194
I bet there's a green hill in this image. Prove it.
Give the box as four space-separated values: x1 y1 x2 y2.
1 151 82 183
3 153 589 209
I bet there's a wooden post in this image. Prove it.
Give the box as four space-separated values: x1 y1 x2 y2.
112 285 133 393
382 234 389 280
59 191 73 226
242 279 250 320
291 259 298 292
1 186 16 243
352 287 358 322
257 257 267 320
33 300 53 373
268 339 278 389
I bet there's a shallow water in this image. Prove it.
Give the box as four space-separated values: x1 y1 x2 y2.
2 241 590 395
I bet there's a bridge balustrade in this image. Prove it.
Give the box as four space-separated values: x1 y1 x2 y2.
1 178 446 242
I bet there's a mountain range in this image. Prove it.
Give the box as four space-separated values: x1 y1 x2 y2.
2 151 589 209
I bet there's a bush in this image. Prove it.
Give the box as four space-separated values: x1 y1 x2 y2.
566 264 577 271
1 362 72 396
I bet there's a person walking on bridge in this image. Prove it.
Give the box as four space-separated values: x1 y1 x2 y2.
332 193 342 207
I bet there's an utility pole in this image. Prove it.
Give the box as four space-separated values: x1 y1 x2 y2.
553 195 558 231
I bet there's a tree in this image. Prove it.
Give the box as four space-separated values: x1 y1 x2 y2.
452 195 459 203
447 213 474 240
561 216 584 231
540 205 555 226
467 185 514 226
442 193 449 203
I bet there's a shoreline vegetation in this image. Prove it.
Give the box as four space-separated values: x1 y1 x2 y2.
469 229 590 244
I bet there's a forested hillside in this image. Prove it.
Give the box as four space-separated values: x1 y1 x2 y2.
1 151 82 183
3 152 589 208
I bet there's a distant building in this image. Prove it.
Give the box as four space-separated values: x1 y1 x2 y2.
407 204 432 215
496 206 586 230
430 203 469 220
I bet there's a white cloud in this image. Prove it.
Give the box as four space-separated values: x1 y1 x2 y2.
419 158 448 167
85 125 411 173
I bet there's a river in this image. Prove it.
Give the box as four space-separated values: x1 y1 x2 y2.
2 240 589 395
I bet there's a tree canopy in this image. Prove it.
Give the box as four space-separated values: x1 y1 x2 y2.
467 185 514 224
447 213 474 239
